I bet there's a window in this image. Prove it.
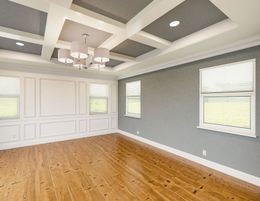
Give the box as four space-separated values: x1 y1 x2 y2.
126 81 141 118
0 76 20 119
89 83 108 114
198 59 256 137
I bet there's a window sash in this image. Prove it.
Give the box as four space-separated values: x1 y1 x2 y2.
199 59 256 137
0 95 20 119
0 76 20 95
202 95 251 129
126 96 141 117
200 59 255 93
89 96 108 115
89 84 109 97
125 81 141 118
126 81 141 96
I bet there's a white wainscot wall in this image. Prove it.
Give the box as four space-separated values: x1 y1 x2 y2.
0 70 118 150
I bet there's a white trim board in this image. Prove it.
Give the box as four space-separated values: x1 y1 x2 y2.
117 129 260 187
117 34 260 79
0 130 116 151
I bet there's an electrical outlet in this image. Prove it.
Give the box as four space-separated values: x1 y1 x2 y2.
202 149 207 157
137 130 140 135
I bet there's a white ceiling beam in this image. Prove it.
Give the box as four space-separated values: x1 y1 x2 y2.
101 0 184 50
158 19 237 56
8 0 50 12
8 0 175 50
109 52 135 62
0 50 116 78
99 32 126 50
41 1 72 60
117 34 260 79
68 4 125 34
0 49 50 64
0 26 44 45
126 0 184 36
113 19 237 73
210 0 260 27
113 61 139 72
130 31 171 49
0 26 135 63
70 4 173 50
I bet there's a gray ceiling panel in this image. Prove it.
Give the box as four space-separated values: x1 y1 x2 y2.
73 0 153 23
0 0 47 35
59 20 112 47
143 0 228 42
52 48 59 58
106 59 124 67
0 37 42 55
112 39 155 57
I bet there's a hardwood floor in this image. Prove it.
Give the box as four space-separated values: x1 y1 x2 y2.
0 134 259 201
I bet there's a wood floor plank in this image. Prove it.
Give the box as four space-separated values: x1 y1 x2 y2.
0 134 259 201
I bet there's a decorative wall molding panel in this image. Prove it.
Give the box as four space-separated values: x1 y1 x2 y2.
0 125 20 143
40 79 77 117
23 123 36 140
0 70 118 150
39 120 77 138
89 118 110 132
24 77 36 118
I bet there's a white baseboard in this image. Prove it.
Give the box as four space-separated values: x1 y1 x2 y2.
0 130 116 151
117 129 260 187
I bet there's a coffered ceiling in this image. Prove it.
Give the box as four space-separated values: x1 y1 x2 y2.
143 0 228 42
0 0 259 79
112 39 155 58
59 20 112 46
0 37 42 55
73 0 153 23
0 0 47 36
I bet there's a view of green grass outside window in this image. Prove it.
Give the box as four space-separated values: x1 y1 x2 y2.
126 80 141 117
90 98 108 114
204 97 251 128
89 83 109 115
0 97 19 118
0 76 20 119
127 97 140 115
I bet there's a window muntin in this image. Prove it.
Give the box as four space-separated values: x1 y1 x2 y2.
199 59 255 137
0 76 20 119
126 81 141 118
89 84 109 114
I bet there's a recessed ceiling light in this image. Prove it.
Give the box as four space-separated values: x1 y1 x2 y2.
169 20 180 27
16 42 24 46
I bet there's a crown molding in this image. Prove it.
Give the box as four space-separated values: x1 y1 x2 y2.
118 34 260 79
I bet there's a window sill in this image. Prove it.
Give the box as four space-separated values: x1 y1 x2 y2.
90 113 108 116
124 114 141 119
197 125 257 138
0 116 20 121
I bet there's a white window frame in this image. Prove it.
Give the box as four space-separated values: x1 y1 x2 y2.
125 80 141 119
198 59 256 138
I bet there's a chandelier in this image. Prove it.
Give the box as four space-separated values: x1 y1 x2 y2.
57 33 110 70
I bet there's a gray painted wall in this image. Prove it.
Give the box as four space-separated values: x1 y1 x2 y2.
118 46 260 177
